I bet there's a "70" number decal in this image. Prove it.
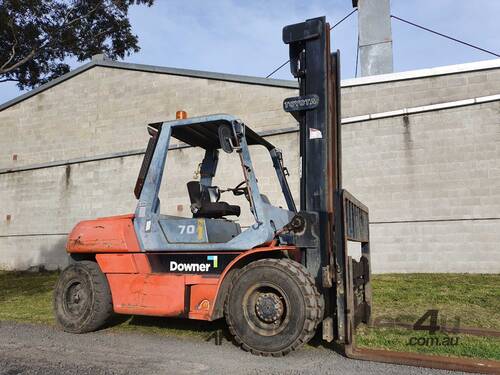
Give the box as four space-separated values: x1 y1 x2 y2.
178 224 196 234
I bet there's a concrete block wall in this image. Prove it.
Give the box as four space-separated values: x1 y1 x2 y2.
342 102 500 272
1 60 499 272
0 67 294 170
342 65 500 117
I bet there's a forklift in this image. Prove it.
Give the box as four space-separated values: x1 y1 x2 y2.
54 16 371 356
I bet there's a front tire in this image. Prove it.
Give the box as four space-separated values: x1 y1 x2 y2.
224 258 323 356
53 260 113 333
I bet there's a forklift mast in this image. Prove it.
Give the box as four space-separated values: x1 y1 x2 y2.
283 16 372 345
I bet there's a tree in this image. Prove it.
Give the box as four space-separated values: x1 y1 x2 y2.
0 0 154 89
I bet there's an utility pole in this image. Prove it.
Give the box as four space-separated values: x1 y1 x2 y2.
354 0 394 76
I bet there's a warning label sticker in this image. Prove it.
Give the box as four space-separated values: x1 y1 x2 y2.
309 128 323 139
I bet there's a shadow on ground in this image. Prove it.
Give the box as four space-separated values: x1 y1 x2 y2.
113 314 337 353
115 315 234 342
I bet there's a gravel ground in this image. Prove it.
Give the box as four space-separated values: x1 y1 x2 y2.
0 321 469 375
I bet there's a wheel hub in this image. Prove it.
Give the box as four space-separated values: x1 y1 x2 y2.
72 290 81 304
255 292 284 323
70 285 82 304
64 282 87 316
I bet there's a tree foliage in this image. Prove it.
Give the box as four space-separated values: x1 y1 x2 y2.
0 0 154 89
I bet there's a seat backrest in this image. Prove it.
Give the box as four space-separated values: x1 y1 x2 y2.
187 181 202 206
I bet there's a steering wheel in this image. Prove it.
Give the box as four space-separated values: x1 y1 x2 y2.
231 180 248 196
225 180 251 202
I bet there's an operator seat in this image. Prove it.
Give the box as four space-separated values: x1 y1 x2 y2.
187 181 241 219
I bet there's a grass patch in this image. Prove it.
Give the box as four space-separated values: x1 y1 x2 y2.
0 270 498 360
356 327 500 361
0 270 59 324
368 274 500 329
356 274 500 361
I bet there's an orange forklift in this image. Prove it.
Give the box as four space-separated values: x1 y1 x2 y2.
53 17 498 373
54 16 369 356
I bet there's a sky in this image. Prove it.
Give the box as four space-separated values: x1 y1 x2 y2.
1 0 499 104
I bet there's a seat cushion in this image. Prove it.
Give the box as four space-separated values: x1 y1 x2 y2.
194 201 241 219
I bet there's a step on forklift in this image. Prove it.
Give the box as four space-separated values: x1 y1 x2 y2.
54 17 498 373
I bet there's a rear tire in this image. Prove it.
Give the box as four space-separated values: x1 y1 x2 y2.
224 258 323 356
53 260 113 333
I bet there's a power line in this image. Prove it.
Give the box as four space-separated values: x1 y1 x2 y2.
391 14 500 58
266 8 358 78
330 8 358 31
266 60 290 80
